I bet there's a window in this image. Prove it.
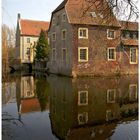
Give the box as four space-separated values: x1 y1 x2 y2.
52 17 55 26
62 48 66 61
107 29 115 39
106 110 114 121
52 33 56 41
27 38 30 43
78 28 88 39
129 84 137 100
107 89 116 103
78 47 88 62
133 32 138 39
62 30 66 40
78 112 88 125
108 48 116 61
90 12 97 17
130 48 137 64
78 91 88 105
62 13 66 22
52 48 56 61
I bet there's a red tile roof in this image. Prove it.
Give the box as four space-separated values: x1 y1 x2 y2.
54 0 120 27
21 98 49 113
120 21 138 31
122 39 138 46
20 19 50 36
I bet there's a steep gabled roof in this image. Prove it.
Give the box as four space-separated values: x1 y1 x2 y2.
120 21 138 31
65 0 120 27
19 19 50 36
53 0 68 13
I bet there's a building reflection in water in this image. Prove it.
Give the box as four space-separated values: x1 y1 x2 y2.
3 74 137 140
48 75 138 140
16 75 49 117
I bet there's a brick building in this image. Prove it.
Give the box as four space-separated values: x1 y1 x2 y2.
48 0 138 77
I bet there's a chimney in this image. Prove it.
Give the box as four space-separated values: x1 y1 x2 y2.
18 13 20 20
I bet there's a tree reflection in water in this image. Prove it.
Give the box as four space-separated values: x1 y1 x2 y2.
36 78 50 111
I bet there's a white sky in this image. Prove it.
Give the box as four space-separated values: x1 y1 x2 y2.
2 0 63 28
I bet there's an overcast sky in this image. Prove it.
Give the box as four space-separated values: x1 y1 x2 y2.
2 0 63 28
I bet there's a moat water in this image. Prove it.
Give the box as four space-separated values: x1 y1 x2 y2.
2 73 138 140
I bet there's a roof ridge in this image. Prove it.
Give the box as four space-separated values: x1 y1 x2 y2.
53 0 68 13
20 19 50 23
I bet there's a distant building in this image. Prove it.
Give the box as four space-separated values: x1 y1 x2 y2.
16 14 50 63
48 0 138 77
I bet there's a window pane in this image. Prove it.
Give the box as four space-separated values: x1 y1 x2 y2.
79 28 88 38
62 30 66 39
109 49 115 59
130 48 136 63
80 49 86 60
80 92 87 104
108 30 115 38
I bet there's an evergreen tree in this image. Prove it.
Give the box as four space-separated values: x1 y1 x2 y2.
35 30 50 61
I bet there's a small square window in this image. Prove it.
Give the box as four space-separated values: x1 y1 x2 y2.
78 28 88 39
78 112 88 125
108 48 116 61
27 38 30 43
107 29 115 39
78 47 88 62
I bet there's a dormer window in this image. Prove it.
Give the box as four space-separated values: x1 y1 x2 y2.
78 28 88 39
90 12 97 18
107 29 115 39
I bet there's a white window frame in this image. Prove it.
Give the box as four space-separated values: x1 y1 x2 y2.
130 48 138 64
52 32 56 41
78 91 88 106
107 89 116 103
78 47 88 62
107 47 116 61
78 28 88 39
78 112 88 125
107 29 115 39
62 29 67 40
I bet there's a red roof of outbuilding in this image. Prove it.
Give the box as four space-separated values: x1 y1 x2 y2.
122 39 138 46
120 21 138 31
20 19 50 36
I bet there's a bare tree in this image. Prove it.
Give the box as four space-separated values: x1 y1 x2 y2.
82 0 138 21
2 24 9 77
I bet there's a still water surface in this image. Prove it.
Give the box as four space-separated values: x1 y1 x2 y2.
2 73 138 140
